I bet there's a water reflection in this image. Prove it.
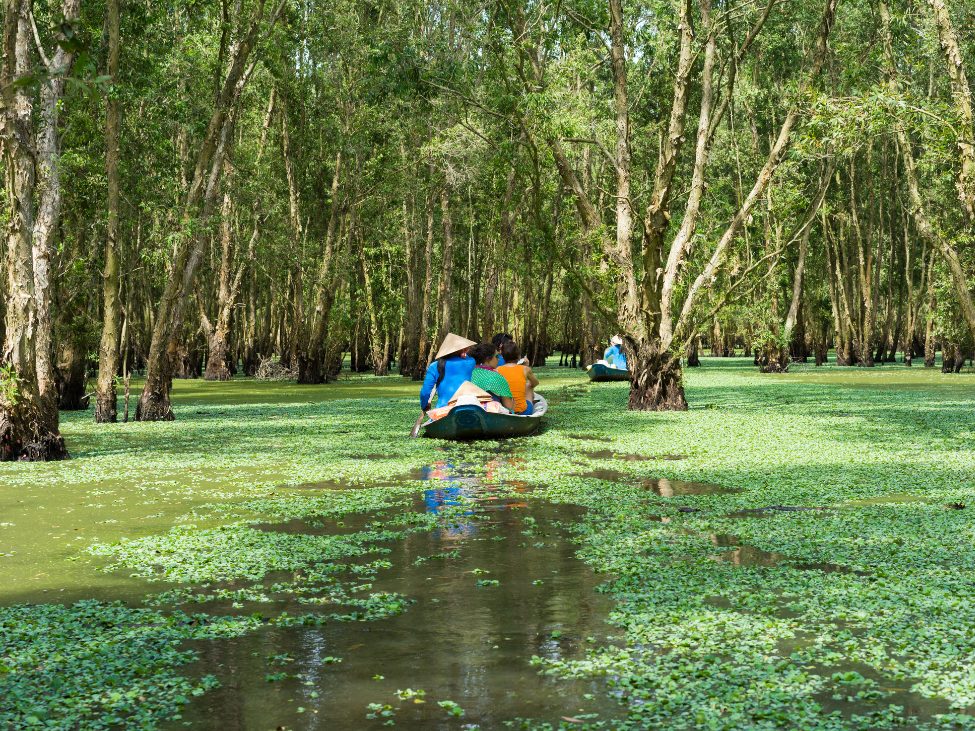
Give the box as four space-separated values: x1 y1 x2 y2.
164 458 620 731
420 459 531 538
642 477 740 496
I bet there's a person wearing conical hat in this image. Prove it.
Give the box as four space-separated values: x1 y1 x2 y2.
419 333 478 412
604 335 627 370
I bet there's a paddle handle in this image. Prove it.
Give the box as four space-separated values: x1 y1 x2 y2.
409 410 425 438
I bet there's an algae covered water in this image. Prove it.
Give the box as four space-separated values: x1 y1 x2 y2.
163 469 621 730
8 361 975 730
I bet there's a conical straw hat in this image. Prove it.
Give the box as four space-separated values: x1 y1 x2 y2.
611 335 623 345
448 381 492 404
435 332 478 360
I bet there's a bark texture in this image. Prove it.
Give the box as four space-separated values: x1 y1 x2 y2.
95 0 121 422
0 0 69 460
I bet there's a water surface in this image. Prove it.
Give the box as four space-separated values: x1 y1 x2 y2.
161 464 621 731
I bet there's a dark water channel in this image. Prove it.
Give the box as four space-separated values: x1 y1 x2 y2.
162 461 622 731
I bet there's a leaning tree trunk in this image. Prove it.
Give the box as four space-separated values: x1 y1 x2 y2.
137 0 278 420
0 0 69 460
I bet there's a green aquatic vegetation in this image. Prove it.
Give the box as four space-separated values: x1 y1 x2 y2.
395 688 425 700
438 699 465 716
367 702 395 720
10 361 975 729
413 549 461 564
0 600 260 730
87 523 403 583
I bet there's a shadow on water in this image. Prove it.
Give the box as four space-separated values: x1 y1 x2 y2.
163 459 623 731
580 449 688 461
708 534 859 574
570 470 739 499
567 433 613 443
640 477 739 496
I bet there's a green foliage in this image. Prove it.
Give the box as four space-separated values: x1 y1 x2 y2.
0 366 22 409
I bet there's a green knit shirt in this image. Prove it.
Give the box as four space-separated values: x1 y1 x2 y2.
471 366 513 398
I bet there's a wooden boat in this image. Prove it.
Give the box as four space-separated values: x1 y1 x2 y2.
588 363 631 382
421 395 548 440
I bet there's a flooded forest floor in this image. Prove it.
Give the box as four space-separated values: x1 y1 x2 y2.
4 357 975 730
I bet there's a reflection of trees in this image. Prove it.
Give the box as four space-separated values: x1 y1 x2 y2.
181 460 612 728
414 461 609 707
710 535 788 567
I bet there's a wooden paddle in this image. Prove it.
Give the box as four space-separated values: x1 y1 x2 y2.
409 410 426 438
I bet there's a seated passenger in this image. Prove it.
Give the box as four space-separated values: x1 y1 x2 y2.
420 333 477 412
469 342 517 412
496 341 540 415
604 335 627 369
492 332 514 366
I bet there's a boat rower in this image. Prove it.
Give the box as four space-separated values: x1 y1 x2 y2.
420 333 478 412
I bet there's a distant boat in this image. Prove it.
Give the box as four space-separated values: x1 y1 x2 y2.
421 395 548 440
588 363 630 382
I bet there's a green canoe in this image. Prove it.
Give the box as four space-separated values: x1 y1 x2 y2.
588 363 630 382
421 395 548 440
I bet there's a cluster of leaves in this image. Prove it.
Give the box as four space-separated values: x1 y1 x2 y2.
0 600 259 730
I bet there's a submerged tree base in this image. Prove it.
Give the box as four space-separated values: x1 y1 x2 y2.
757 346 790 374
93 393 117 423
0 413 69 461
627 348 688 411
296 357 326 385
135 389 175 422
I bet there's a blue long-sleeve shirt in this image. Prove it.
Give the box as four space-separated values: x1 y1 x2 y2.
605 344 627 369
420 355 476 410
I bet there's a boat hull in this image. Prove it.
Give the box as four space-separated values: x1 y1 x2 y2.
422 396 547 440
588 363 630 382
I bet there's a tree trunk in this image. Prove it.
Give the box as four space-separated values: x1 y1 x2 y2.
174 331 204 379
686 334 701 367
880 0 975 345
926 0 975 222
434 186 455 345
412 168 438 381
358 232 387 376
297 151 345 384
0 0 69 461
56 341 88 411
942 342 956 374
95 0 121 422
924 278 937 369
399 179 422 376
202 192 252 381
627 344 687 411
954 345 968 373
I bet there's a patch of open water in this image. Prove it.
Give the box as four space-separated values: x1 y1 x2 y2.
161 462 624 731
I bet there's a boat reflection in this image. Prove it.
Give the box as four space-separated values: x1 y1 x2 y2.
419 459 531 537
